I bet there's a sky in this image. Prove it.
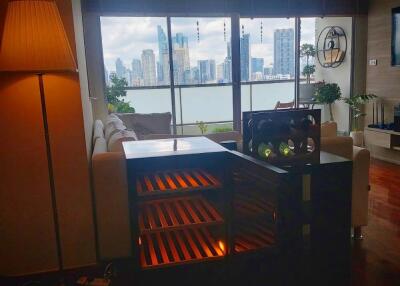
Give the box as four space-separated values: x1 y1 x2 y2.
100 17 316 72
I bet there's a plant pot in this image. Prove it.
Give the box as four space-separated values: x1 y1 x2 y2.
350 131 364 147
299 83 316 103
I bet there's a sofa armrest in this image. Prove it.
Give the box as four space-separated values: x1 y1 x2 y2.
321 136 353 160
91 152 131 259
352 146 370 227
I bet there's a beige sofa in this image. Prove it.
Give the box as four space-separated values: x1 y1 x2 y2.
92 116 370 260
320 122 370 238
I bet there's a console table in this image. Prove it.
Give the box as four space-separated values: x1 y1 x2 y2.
364 127 400 151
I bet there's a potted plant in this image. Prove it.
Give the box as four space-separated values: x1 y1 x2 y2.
300 44 316 84
343 94 377 146
105 74 135 113
314 83 342 122
299 44 317 102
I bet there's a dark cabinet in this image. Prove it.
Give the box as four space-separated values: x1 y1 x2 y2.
123 137 351 285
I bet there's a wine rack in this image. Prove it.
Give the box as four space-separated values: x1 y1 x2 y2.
243 109 321 166
135 167 225 270
124 138 294 279
138 196 224 233
140 228 225 269
136 169 221 197
122 138 352 285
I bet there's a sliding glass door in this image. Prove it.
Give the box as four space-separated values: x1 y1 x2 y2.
100 17 172 116
170 17 233 134
240 17 296 113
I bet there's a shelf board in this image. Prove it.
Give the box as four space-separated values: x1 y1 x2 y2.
140 228 225 269
234 191 276 220
138 196 224 233
234 221 276 253
136 169 221 197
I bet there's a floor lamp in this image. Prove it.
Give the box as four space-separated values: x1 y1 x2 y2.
0 0 77 275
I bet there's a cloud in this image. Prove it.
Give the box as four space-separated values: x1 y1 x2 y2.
101 16 316 72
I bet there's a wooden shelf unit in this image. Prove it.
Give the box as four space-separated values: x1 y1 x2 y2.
136 169 222 197
140 227 225 269
138 196 224 233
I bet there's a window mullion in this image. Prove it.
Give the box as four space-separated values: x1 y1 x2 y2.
167 16 177 135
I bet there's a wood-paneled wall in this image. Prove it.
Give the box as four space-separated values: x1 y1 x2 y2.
366 0 400 99
365 0 400 164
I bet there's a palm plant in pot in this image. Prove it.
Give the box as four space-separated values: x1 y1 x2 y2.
300 44 316 84
314 83 342 122
343 94 377 146
299 44 317 102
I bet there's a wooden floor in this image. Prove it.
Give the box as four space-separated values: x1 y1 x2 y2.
2 159 400 286
351 159 400 286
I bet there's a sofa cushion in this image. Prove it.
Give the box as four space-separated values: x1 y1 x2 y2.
108 129 138 152
105 121 126 143
93 120 104 144
321 121 338 138
92 137 107 157
116 112 171 137
105 113 124 128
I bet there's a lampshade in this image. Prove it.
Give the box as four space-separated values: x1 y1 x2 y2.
0 0 77 72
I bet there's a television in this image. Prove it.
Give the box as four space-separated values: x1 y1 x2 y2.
392 7 400 66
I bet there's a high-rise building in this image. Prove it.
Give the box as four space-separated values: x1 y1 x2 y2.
141 49 157 86
123 69 132 86
209 60 216 81
223 41 232 82
217 63 225 83
227 42 232 59
157 25 168 83
240 34 250 81
172 32 190 84
223 58 232 82
274 28 294 77
191 67 199 84
115 58 126 79
173 33 189 49
131 59 142 86
131 59 142 79
161 53 170 84
263 66 273 76
251 58 264 80
251 58 264 73
173 47 187 85
198 59 216 84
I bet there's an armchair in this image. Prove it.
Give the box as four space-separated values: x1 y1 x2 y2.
320 122 370 238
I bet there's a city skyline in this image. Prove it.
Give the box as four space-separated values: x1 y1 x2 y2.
101 17 315 71
101 17 316 86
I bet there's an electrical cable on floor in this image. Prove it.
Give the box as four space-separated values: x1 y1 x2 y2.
103 263 114 280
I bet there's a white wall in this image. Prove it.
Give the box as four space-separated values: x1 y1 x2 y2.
315 17 353 133
72 0 94 159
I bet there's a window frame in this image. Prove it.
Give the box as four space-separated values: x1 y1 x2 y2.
95 14 355 134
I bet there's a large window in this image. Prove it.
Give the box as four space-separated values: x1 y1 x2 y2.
99 16 353 134
100 17 172 116
240 18 295 113
170 17 233 134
